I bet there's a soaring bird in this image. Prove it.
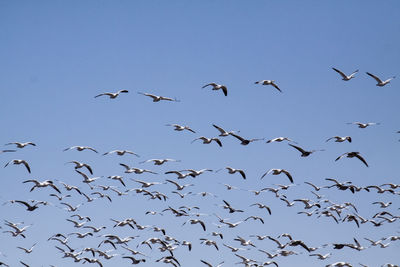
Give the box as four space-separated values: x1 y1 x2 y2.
63 146 98 153
4 159 31 173
288 144 323 157
255 80 282 92
261 169 294 183
94 89 129 98
335 152 368 167
224 167 246 179
366 72 395 86
347 121 380 128
266 137 295 143
138 92 179 102
166 124 196 133
326 136 352 143
332 68 359 81
229 132 264 145
212 124 239 136
202 83 228 96
191 136 222 147
5 142 36 148
23 179 61 193
103 150 140 157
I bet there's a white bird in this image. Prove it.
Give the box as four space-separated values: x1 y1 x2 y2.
335 152 368 167
16 243 36 253
108 175 126 187
63 146 98 153
255 80 282 92
120 164 158 174
4 159 31 173
366 72 395 86
192 136 222 147
165 179 193 190
202 82 228 96
224 167 246 179
138 92 179 102
326 136 352 143
23 179 61 193
75 170 100 184
131 179 163 188
103 150 140 157
347 121 380 128
372 201 392 208
332 68 359 81
261 169 294 183
212 124 239 136
140 159 180 165
166 124 196 133
94 89 129 98
266 137 295 143
67 161 93 174
5 142 36 148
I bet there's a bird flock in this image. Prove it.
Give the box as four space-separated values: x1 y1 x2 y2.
0 68 399 267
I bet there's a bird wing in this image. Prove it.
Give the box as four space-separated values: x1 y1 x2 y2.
289 144 306 154
271 82 282 92
355 154 369 167
212 124 226 135
200 260 213 267
335 153 348 161
213 138 223 147
202 83 216 89
366 72 383 83
221 86 228 96
229 132 245 142
282 170 294 183
238 170 246 179
332 67 347 79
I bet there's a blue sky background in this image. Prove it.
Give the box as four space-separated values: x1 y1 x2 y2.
1 1 399 266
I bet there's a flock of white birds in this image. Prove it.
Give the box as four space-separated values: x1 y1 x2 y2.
0 68 398 267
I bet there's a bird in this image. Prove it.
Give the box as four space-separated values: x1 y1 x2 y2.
191 136 222 147
255 80 282 92
122 256 146 264
261 169 294 183
224 167 246 179
229 132 264 145
372 201 392 208
335 152 368 167
222 200 244 213
108 175 126 186
140 158 180 165
120 164 158 174
16 243 36 253
63 146 98 153
212 124 239 136
326 136 352 143
138 92 179 102
94 89 129 98
103 150 140 157
250 203 272 215
5 142 36 148
0 149 16 154
200 260 224 267
166 124 196 133
165 179 193 191
288 143 323 157
10 200 46 211
23 179 61 193
309 253 331 260
182 219 207 231
347 121 380 128
304 181 323 191
67 161 93 174
202 82 228 96
366 72 395 86
332 68 359 81
199 239 219 250
4 159 31 173
266 137 295 143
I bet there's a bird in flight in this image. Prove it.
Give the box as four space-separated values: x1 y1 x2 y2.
255 80 282 92
335 152 369 167
95 89 129 98
212 124 239 136
332 68 359 81
4 159 31 173
347 121 380 128
229 132 264 145
288 144 324 157
103 150 140 157
138 92 179 102
166 124 196 133
63 146 98 153
366 72 395 86
191 136 222 147
261 169 294 183
326 136 352 143
5 142 36 148
202 83 228 96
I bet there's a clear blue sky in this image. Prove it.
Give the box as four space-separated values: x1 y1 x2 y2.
1 1 399 266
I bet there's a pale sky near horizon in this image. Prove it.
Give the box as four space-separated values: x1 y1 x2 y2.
1 1 399 266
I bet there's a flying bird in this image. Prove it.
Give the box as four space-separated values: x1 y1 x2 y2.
335 152 368 167
138 92 179 102
261 169 294 183
202 83 228 96
332 68 359 81
347 122 380 128
94 89 129 98
366 72 395 86
5 142 36 148
191 137 222 147
255 80 282 92
326 136 352 143
103 150 140 157
229 132 264 145
166 124 196 133
4 159 31 173
288 144 324 157
63 146 98 153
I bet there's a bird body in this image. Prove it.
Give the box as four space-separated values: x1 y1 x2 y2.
202 83 228 96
